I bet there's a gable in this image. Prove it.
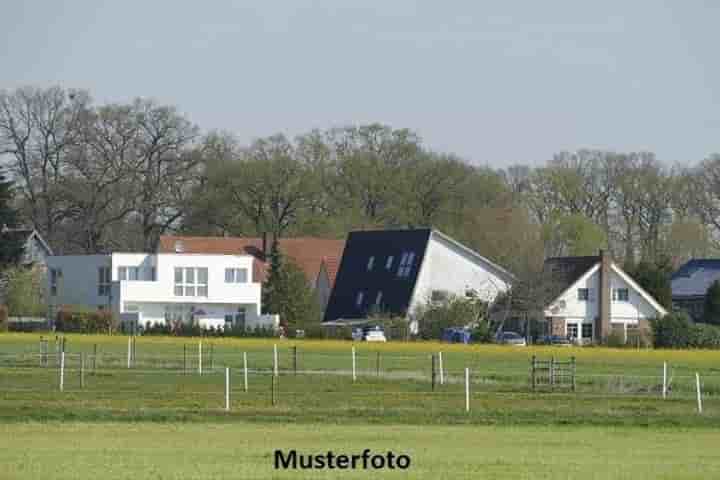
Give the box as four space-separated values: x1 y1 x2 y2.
546 263 667 319
410 231 512 311
323 229 431 321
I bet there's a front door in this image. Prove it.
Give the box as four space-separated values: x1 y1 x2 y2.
567 323 579 342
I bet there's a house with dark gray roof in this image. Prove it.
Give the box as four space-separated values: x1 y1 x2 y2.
671 259 720 321
323 228 514 329
543 251 667 343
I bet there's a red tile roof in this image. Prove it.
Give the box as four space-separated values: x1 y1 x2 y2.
158 235 345 285
320 256 342 287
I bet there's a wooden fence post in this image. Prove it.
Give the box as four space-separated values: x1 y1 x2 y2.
293 346 297 375
531 355 536 391
465 367 470 413
59 351 65 392
352 347 357 382
662 362 667 399
225 367 230 411
438 352 444 386
571 356 576 392
431 354 436 391
273 344 278 377
198 341 203 375
550 357 555 391
92 344 97 374
696 372 703 414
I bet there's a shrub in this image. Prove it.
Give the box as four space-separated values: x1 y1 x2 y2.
415 296 487 340
606 330 626 348
689 323 720 349
650 313 693 348
55 307 118 334
0 304 8 332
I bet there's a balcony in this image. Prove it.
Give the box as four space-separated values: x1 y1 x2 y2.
116 280 261 305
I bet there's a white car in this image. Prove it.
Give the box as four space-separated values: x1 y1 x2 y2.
354 326 387 342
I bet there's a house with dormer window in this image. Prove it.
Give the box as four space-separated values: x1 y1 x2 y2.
323 229 514 330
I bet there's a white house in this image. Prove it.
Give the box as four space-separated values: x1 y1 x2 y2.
544 251 667 343
323 228 514 329
47 253 278 331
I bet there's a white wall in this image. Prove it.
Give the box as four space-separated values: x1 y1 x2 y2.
410 232 512 313
546 263 662 325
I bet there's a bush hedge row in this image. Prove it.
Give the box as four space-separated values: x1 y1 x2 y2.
651 312 720 349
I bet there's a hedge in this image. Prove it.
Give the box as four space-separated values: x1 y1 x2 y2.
55 307 118 334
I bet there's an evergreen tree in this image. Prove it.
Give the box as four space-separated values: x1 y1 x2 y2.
704 280 720 325
262 240 321 334
0 169 24 268
625 257 673 310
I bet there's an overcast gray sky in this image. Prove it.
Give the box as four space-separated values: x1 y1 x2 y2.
1 1 718 166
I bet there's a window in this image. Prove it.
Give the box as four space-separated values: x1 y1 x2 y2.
225 307 246 329
367 256 375 271
577 288 589 301
98 266 111 296
50 268 61 296
613 288 629 302
174 267 208 297
567 323 578 339
582 323 593 338
397 252 415 277
356 291 364 308
375 291 383 306
118 267 127 281
225 268 248 283
385 256 394 270
119 266 155 281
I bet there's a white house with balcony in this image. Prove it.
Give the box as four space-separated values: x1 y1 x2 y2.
46 252 278 331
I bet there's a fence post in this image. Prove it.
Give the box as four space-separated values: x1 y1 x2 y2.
465 367 470 413
243 352 249 392
127 337 132 369
376 351 380 377
59 351 65 392
132 336 136 367
431 354 436 391
293 346 297 375
531 355 536 391
352 347 357 382
93 344 97 374
183 344 187 374
271 374 276 406
210 344 214 371
80 353 85 389
662 362 667 399
696 372 703 414
225 367 230 412
273 344 278 377
571 356 576 392
438 351 445 386
198 341 203 375
550 357 555 391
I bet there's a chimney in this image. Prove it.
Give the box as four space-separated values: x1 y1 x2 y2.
597 249 611 343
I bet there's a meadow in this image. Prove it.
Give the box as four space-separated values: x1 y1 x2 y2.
2 333 720 479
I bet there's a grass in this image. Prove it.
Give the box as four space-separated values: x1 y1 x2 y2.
1 333 719 478
1 422 719 479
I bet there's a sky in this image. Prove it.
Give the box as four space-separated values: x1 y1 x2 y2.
1 1 718 167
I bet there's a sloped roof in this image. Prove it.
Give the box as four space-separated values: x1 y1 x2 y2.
158 235 345 284
324 229 432 322
671 259 720 298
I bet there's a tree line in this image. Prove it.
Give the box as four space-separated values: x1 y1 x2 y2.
1 86 718 275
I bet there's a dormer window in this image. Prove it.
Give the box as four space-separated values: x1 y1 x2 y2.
577 288 589 301
356 291 364 307
367 256 375 271
385 256 394 269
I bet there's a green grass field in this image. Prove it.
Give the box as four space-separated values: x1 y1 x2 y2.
1 423 718 480
1 333 719 478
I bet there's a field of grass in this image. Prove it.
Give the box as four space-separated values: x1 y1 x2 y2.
1 422 718 480
2 333 719 478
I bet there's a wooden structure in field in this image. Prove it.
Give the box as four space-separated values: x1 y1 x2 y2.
531 356 576 392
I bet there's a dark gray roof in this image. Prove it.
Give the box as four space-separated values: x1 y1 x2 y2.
323 229 431 322
671 259 720 298
543 255 600 296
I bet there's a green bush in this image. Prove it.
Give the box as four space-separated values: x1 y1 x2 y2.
0 304 8 332
689 323 720 348
606 330 626 348
55 307 118 334
650 312 693 348
415 296 487 341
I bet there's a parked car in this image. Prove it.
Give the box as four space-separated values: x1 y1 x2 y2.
538 335 572 346
442 327 472 344
353 325 387 342
497 331 527 346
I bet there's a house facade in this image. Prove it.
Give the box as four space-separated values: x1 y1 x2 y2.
671 259 720 321
47 253 278 331
158 235 345 316
324 229 514 326
544 251 667 343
